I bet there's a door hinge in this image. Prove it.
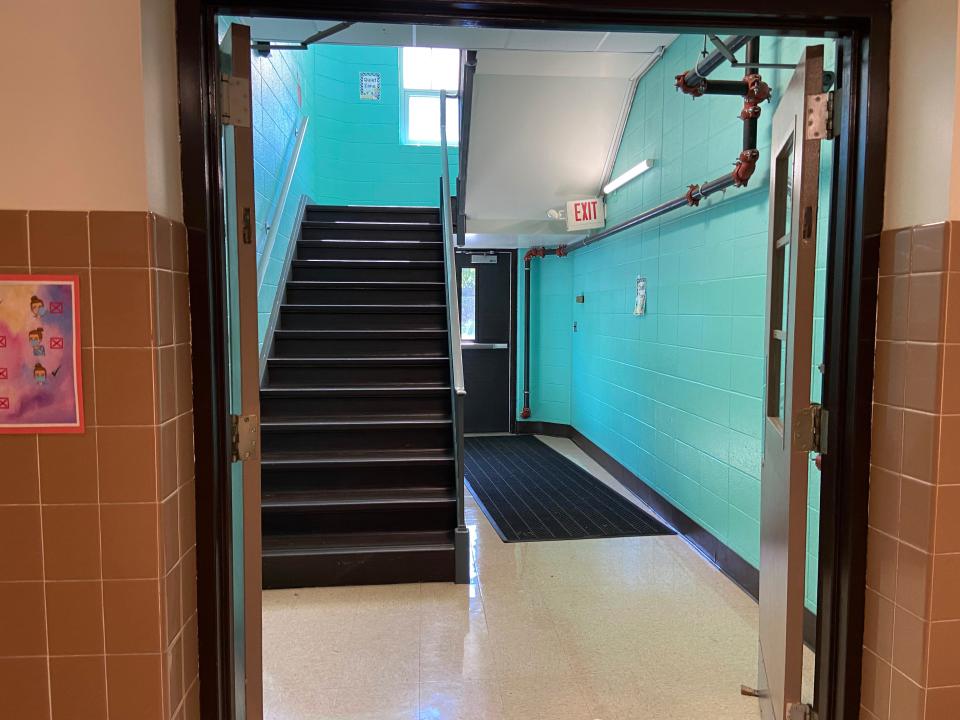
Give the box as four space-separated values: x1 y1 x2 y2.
805 91 835 141
231 414 259 462
787 702 817 720
220 73 251 127
794 403 828 454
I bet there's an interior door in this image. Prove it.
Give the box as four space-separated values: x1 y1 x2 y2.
219 23 262 720
457 250 514 433
758 45 824 720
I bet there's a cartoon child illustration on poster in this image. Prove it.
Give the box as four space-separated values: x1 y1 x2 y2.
0 276 84 433
30 295 46 318
28 328 45 356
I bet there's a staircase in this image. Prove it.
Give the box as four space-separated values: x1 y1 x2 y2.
260 205 458 588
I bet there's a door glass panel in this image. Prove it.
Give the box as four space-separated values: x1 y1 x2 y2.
461 267 476 340
767 134 796 431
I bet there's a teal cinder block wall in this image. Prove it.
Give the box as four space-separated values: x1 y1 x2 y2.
304 45 459 207
520 35 833 612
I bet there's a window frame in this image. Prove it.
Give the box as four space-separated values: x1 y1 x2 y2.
399 48 460 147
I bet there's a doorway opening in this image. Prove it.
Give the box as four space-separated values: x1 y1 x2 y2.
177 4 888 720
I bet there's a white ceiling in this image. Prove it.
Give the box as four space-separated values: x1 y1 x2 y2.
463 49 663 244
243 18 674 54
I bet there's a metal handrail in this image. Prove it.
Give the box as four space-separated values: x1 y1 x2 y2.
257 115 309 292
440 90 468 582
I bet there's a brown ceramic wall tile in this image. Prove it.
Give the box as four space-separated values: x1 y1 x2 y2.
49 655 108 720
0 582 47 656
89 211 150 268
29 211 89 267
899 478 935 551
866 528 898 600
927 620 960 687
907 273 946 343
161 493 180 574
861 649 892 719
159 420 178 499
895 543 932 619
0 210 29 265
930 554 960 621
889 670 925 720
38 431 99 504
867 467 899 537
892 605 928 684
100 503 160 580
934 486 960 553
901 411 938 483
911 224 948 273
45 581 104 656
0 657 51 719
107 654 164 720
154 269 175 346
103 579 162 654
152 216 173 271
0 435 40 504
876 276 909 341
42 505 101 581
163 563 181 646
98 426 157 503
0 506 44 581
171 222 188 273
94 348 155 425
871 405 903 473
173 272 191 344
903 343 942 413
926 686 960 720
874 341 906 407
157 346 177 423
175 343 192 415
863 588 895 658
92 268 154 347
177 413 194 487
944 273 960 342
941 416 960 485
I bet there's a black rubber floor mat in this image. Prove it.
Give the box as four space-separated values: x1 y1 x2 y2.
464 435 674 542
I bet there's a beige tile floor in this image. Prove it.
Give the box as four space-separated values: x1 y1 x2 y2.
263 436 815 720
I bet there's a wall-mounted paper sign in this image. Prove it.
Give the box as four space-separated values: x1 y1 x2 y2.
359 72 381 101
565 198 606 232
0 275 84 433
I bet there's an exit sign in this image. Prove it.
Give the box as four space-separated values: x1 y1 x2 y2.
565 198 605 232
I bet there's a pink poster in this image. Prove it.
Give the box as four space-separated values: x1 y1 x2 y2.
0 275 84 433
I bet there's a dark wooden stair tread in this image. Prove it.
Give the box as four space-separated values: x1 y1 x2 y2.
262 530 455 556
262 488 455 510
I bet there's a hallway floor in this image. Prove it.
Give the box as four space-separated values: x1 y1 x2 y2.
262 436 814 720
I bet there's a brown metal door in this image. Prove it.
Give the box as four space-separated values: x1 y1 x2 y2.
758 45 824 720
219 22 263 720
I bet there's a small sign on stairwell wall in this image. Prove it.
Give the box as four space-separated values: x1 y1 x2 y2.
359 72 381 101
565 198 605 232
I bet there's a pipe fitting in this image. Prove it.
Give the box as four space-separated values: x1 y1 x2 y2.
685 184 702 207
739 74 771 121
675 71 705 98
523 246 547 263
520 407 531 419
732 149 760 187
556 244 569 257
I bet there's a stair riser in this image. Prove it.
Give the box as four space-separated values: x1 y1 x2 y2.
285 286 446 305
280 310 446 331
292 265 444 282
297 244 444 261
261 393 450 418
267 363 449 386
273 336 447 357
262 505 456 536
263 547 455 588
262 425 452 453
306 208 439 224
302 227 441 242
261 463 455 492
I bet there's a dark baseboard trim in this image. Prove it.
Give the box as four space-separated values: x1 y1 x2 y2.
515 420 573 438
515 421 817 649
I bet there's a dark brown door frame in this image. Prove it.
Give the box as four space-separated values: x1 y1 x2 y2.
175 3 890 720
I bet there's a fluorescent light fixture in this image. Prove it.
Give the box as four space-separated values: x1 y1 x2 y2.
602 159 655 195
